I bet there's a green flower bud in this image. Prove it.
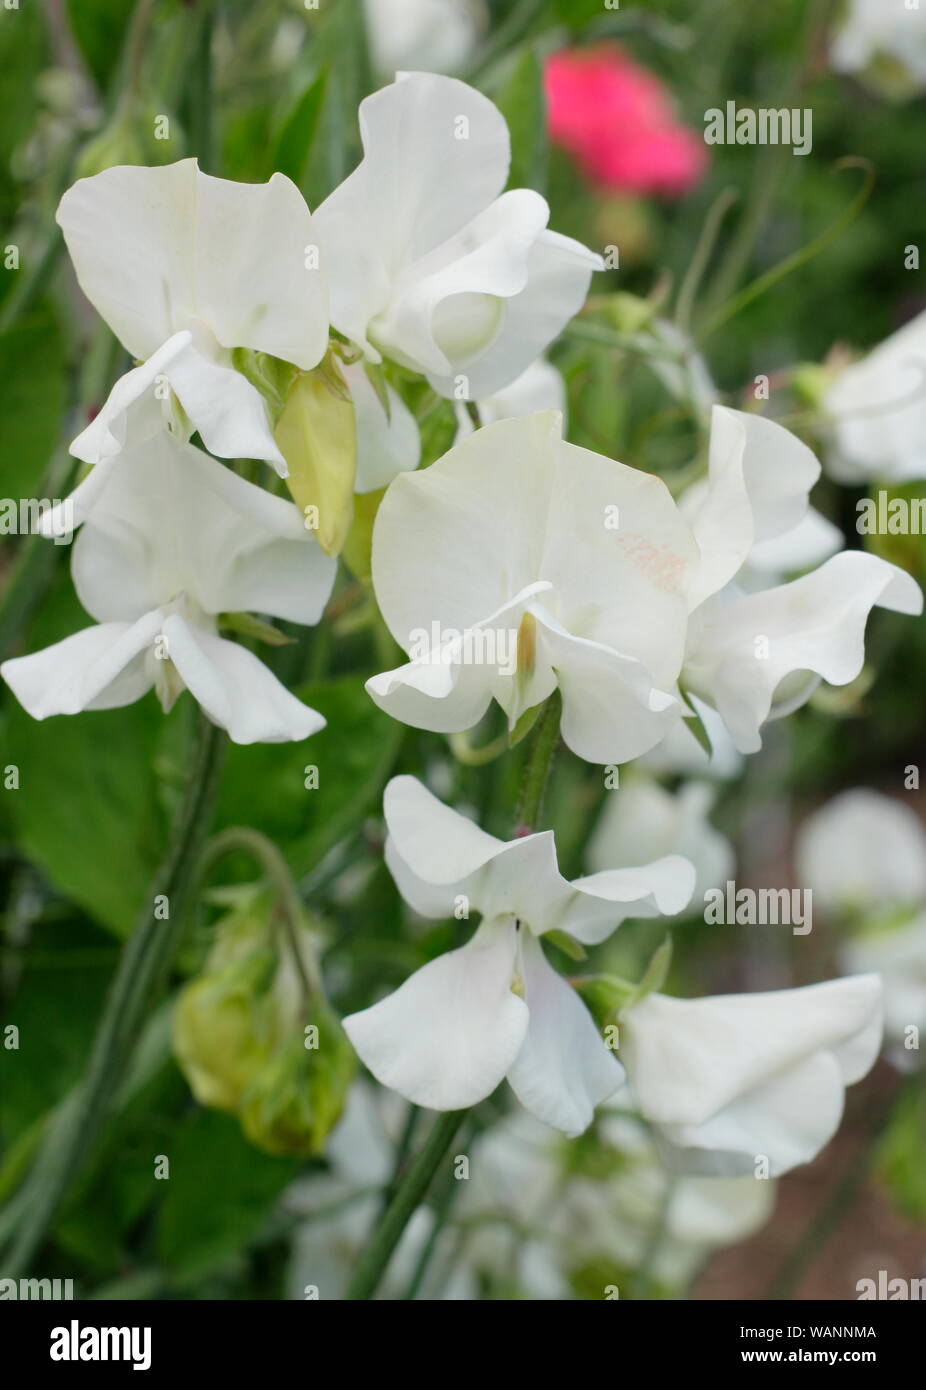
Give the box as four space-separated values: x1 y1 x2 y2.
239 1006 356 1158
172 945 277 1111
274 351 357 557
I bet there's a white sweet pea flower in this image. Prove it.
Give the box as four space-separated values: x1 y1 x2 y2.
797 789 926 1056
619 974 883 1176
588 776 734 914
314 73 602 400
823 310 926 483
830 0 926 92
1 434 335 744
366 411 700 764
343 775 695 1135
679 406 922 753
56 158 328 472
796 787 926 917
364 0 486 77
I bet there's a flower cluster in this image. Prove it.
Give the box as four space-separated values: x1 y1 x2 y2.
3 68 921 1189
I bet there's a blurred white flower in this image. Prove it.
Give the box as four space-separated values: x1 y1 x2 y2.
367 411 700 764
823 310 926 483
679 406 922 753
619 974 883 1176
588 776 734 913
56 158 328 472
797 788 926 1054
830 0 926 92
314 73 601 400
2 434 335 743
342 361 421 493
344 775 694 1134
364 0 486 77
797 787 926 917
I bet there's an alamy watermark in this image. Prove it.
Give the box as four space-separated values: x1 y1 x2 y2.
0 497 74 545
704 881 812 935
408 622 519 675
704 102 812 157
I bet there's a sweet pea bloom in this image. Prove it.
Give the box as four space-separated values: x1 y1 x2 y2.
679 406 923 753
366 411 700 764
620 975 883 1176
56 158 328 471
314 73 602 400
363 0 486 77
544 46 707 197
823 310 926 483
797 789 926 1053
588 776 734 915
2 434 335 743
343 775 695 1135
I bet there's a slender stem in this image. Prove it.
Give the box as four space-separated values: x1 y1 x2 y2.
514 689 562 833
0 714 226 1276
345 1110 466 1301
196 824 321 995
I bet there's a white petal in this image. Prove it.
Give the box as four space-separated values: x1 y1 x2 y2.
163 615 325 744
507 931 624 1135
586 778 733 920
566 857 697 944
71 432 335 626
57 159 326 369
621 975 883 1176
68 331 191 465
796 787 926 916
533 612 683 765
342 919 530 1110
365 654 492 733
344 362 421 493
315 72 511 354
746 507 843 580
824 309 926 484
683 407 820 609
374 188 550 378
429 229 600 399
1 612 160 718
685 551 923 752
166 341 287 471
477 357 566 425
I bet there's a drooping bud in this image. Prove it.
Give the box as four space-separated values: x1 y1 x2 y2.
239 1005 356 1158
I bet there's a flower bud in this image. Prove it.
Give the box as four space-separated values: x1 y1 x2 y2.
274 352 358 557
239 1006 356 1158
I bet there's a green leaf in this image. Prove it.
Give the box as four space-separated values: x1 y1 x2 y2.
496 48 548 196
543 929 587 962
218 611 295 647
507 700 544 748
0 308 66 498
272 70 329 189
156 1108 299 1279
215 675 403 879
66 0 133 95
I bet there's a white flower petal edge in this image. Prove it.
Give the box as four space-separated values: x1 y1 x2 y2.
366 411 699 764
343 776 694 1134
620 975 883 1177
56 158 328 470
315 73 601 398
679 406 923 753
2 433 335 744
684 550 922 754
823 309 926 483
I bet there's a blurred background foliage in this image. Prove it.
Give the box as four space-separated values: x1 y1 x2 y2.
0 0 923 1299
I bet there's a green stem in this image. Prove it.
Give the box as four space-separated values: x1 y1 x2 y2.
345 1110 466 1301
0 713 226 1276
196 825 321 995
514 689 562 832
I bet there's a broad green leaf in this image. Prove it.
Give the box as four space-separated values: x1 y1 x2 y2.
497 48 548 195
272 70 329 189
0 308 66 498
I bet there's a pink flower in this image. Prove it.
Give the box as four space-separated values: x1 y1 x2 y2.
544 45 707 197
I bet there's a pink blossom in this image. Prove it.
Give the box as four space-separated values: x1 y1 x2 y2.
544 45 708 197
